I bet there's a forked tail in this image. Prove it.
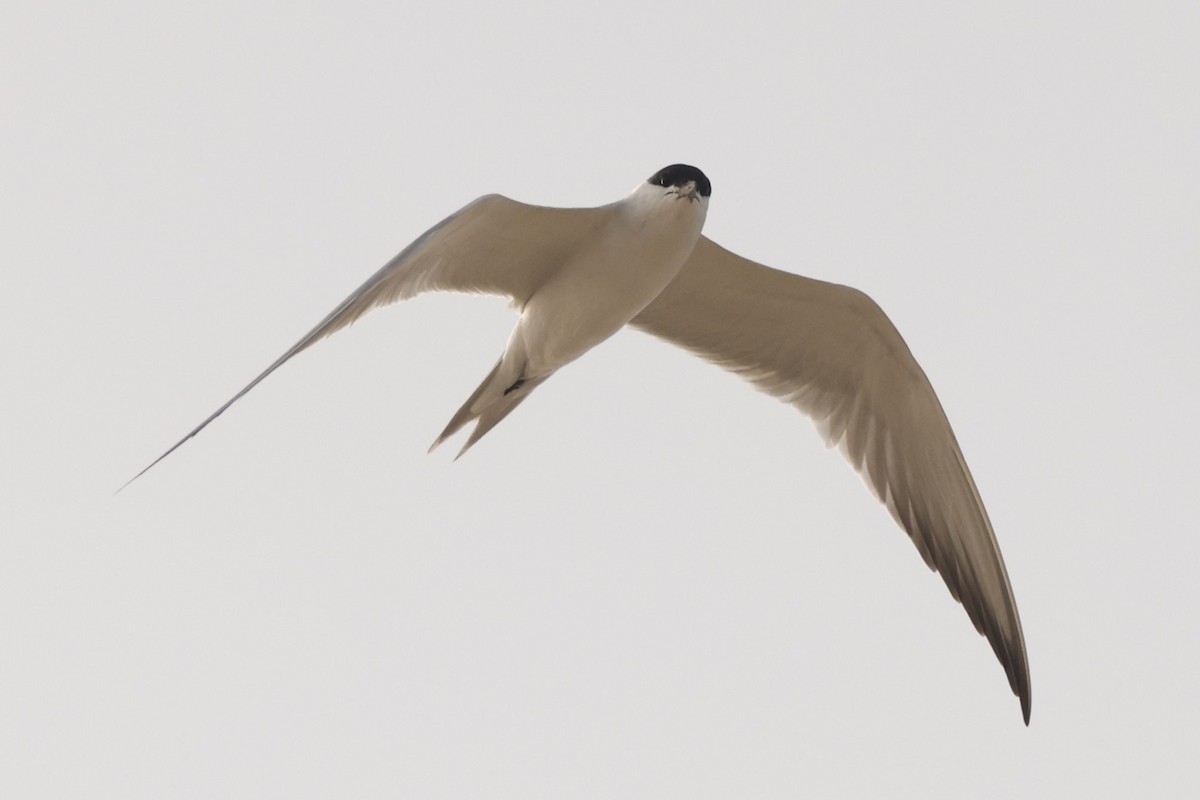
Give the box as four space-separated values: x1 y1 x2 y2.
428 356 551 459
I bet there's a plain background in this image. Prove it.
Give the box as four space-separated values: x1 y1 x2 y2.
3 1 1198 797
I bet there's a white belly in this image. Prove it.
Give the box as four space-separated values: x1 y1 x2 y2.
518 201 706 374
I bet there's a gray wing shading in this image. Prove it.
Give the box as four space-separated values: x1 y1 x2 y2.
122 195 611 488
631 236 1031 723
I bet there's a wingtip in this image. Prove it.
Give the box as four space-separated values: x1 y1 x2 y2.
114 454 168 495
1013 648 1031 726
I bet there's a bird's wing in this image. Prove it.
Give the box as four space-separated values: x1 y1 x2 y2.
123 195 611 487
630 236 1031 723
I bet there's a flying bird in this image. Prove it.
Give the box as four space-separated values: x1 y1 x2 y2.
125 164 1031 723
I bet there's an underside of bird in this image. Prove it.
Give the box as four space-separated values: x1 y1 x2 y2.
124 177 1030 724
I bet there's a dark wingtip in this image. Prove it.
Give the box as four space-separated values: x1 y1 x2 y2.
115 439 190 494
1014 645 1031 725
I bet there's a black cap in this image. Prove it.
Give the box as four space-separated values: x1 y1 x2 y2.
647 164 712 197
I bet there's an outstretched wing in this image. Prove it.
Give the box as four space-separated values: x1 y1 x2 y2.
631 236 1031 723
123 195 611 488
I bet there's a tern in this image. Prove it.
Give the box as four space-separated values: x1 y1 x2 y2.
125 164 1030 723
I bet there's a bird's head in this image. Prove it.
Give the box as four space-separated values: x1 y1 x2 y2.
625 164 712 232
642 163 712 204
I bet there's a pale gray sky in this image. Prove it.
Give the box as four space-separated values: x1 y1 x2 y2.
3 1 1198 797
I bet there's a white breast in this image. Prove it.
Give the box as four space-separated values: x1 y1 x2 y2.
518 187 708 374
